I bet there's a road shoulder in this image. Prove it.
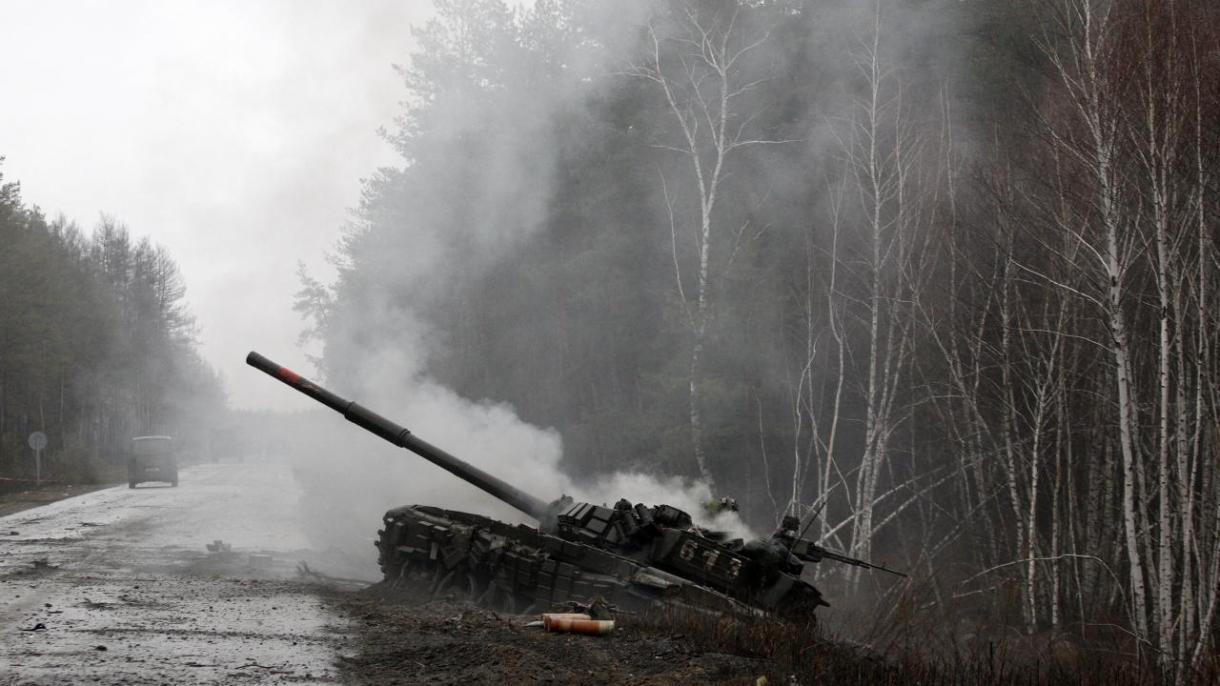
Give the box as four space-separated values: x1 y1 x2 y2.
0 481 118 518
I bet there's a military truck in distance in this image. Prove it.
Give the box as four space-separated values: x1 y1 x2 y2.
128 435 178 488
246 351 902 618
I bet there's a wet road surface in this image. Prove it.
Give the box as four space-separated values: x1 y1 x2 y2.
0 462 353 685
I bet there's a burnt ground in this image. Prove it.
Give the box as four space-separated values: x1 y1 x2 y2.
326 587 773 686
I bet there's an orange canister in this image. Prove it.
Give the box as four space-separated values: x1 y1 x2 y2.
541 613 615 635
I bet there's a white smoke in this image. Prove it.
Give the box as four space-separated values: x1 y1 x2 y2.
276 0 763 577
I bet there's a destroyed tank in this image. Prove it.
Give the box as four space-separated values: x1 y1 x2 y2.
248 351 902 617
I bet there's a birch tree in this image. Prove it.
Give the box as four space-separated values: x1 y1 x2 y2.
830 3 921 568
629 1 788 490
1025 1 1220 670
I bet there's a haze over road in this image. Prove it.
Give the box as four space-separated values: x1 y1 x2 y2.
0 462 353 685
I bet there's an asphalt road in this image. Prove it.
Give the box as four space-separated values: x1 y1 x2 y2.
0 462 354 685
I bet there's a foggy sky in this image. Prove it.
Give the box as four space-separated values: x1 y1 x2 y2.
0 1 526 410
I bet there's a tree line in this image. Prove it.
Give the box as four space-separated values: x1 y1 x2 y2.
0 160 224 481
298 0 1219 675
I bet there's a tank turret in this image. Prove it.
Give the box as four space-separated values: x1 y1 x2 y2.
248 351 901 617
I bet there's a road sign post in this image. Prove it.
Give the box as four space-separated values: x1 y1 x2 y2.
28 431 47 485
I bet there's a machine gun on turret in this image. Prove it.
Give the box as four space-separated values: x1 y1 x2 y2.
788 539 907 577
758 514 908 579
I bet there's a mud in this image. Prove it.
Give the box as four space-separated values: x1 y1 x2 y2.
327 585 768 685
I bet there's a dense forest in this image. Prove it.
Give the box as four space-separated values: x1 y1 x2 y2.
295 0 1220 676
0 160 224 481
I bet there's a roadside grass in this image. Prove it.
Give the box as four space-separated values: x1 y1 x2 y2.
0 481 119 517
346 578 1218 685
0 455 127 517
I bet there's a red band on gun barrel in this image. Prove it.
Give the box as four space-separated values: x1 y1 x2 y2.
277 367 302 385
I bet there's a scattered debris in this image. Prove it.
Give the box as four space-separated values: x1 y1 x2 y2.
561 597 616 620
541 612 615 636
295 561 370 588
237 662 273 669
529 598 618 635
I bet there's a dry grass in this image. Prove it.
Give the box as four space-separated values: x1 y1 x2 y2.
627 600 1216 686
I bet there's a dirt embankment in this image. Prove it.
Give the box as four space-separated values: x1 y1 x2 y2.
323 582 1185 686
327 586 772 686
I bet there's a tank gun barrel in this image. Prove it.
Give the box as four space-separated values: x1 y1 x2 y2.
246 351 551 521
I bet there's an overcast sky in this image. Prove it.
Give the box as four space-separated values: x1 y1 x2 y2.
0 1 533 410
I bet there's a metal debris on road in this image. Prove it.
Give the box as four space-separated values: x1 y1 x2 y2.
295 561 370 588
31 558 58 570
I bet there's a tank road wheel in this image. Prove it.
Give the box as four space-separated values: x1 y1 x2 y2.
428 566 450 595
473 582 527 614
433 569 474 599
475 583 498 607
391 561 412 590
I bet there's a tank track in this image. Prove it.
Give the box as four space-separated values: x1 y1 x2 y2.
376 505 754 615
